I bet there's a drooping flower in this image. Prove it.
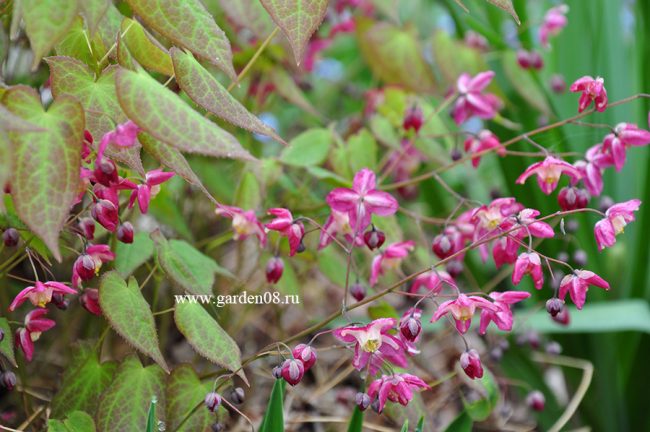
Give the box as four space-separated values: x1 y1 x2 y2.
573 143 613 196
292 344 317 371
512 252 544 289
265 256 284 284
559 270 609 309
367 373 429 413
501 208 555 240
516 156 582 195
451 71 502 125
363 225 386 250
479 290 531 334
333 318 408 375
460 349 483 379
215 205 267 247
492 237 519 268
431 228 463 259
72 244 115 289
516 50 544 70
128 169 175 214
9 281 76 311
15 309 56 361
204 392 222 412
96 120 141 164
594 199 642 251
318 210 357 250
602 123 650 171
80 288 102 316
326 168 398 232
91 199 119 232
527 390 546 411
281 358 305 386
402 105 424 133
570 76 608 113
409 270 455 295
78 217 95 240
558 186 589 211
265 208 305 256
431 293 499 334
464 130 506 168
369 241 415 286
116 222 134 244
399 308 422 342
539 4 569 48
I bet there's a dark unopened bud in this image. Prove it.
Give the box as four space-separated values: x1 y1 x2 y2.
399 314 422 342
573 249 587 267
2 228 19 247
0 371 16 390
403 105 423 133
526 390 545 411
450 148 462 161
281 358 305 386
52 293 69 310
552 307 570 326
230 387 245 404
93 158 119 187
371 399 382 413
80 289 102 316
558 187 589 211
530 51 544 70
446 259 464 277
363 226 385 250
545 341 562 355
292 344 317 371
116 222 134 244
432 233 456 259
265 257 284 284
296 240 306 254
355 392 371 411
516 50 532 69
74 255 96 281
550 74 566 93
211 424 225 432
272 365 283 379
460 349 483 379
91 199 119 232
350 283 366 301
204 392 222 412
545 298 564 317
78 217 95 240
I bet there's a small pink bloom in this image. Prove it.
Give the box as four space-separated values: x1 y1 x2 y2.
292 344 317 371
93 157 119 187
464 30 488 51
559 270 609 309
91 199 119 232
539 4 569 48
367 373 429 413
573 143 612 196
431 293 498 334
452 71 502 125
326 168 398 232
303 38 332 72
72 244 115 289
558 186 589 211
80 288 102 316
204 392 222 412
527 391 546 411
512 252 544 289
318 210 357 249
516 156 582 195
460 349 483 379
602 123 650 171
266 208 304 256
369 241 415 286
409 270 455 295
594 199 641 251
431 228 463 259
492 237 519 268
215 204 267 247
128 169 175 214
281 358 305 386
78 217 95 240
15 309 56 361
464 130 506 168
96 121 141 165
402 105 423 133
265 257 284 284
501 208 555 240
479 290 531 334
9 281 76 311
116 222 134 244
399 308 422 342
570 76 608 113
363 226 386 250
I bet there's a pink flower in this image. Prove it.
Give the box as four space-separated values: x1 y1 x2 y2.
492 237 519 268
570 76 608 113
265 257 284 284
539 4 569 48
96 121 141 165
479 290 531 334
72 244 115 289
91 199 119 232
303 38 332 72
516 156 582 195
460 349 483 379
573 144 613 196
501 208 555 240
80 288 102 316
265 208 304 256
399 308 422 342
280 358 304 386
367 373 429 413
594 199 641 251
333 318 408 375
409 270 455 295
318 210 357 249
452 71 502 125
602 123 650 171
431 293 499 334
9 281 76 311
512 252 544 289
326 168 398 233
215 204 267 247
464 130 506 168
431 228 463 259
292 344 317 371
369 241 415 286
128 169 175 214
558 186 589 210
559 270 609 309
15 309 56 361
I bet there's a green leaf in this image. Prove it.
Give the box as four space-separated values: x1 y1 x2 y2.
0 104 46 132
145 396 157 432
171 48 286 144
400 420 409 432
174 302 246 384
259 379 285 432
166 365 213 432
275 259 299 297
22 0 78 69
46 56 144 173
443 412 473 432
347 406 364 432
114 232 154 278
124 0 236 80
121 17 174 76
368 301 400 320
347 129 378 173
415 416 425 432
80 0 110 35
0 318 17 367
268 68 322 119
48 411 96 432
486 0 520 25
218 0 275 41
461 368 500 421
3 87 84 261
281 128 332 166
98 271 169 372
318 247 347 286
235 171 261 210
115 67 254 161
260 0 328 65
96 356 166 432
55 17 106 68
502 51 551 116
50 341 117 418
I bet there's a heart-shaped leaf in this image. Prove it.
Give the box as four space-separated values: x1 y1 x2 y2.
96 356 166 432
80 0 110 35
48 411 96 432
23 0 78 69
0 318 17 367
113 231 154 278
460 368 500 421
115 67 254 161
166 365 213 431
3 87 84 261
124 0 236 80
260 0 328 65
98 271 169 372
121 17 174 76
171 48 286 144
281 128 332 166
174 302 246 384
218 0 275 41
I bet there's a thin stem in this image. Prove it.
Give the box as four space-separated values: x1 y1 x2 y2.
98 21 134 67
226 27 280 92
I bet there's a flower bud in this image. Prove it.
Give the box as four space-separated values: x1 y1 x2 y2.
432 233 455 259
550 74 566 93
204 392 222 412
80 289 102 316
0 371 16 390
272 365 283 379
52 293 69 310
399 314 422 342
460 349 483 379
297 240 306 254
265 257 284 284
450 148 462 161
93 157 119 187
78 217 96 240
74 255 97 281
545 341 562 355
91 199 119 232
545 298 564 317
599 196 614 213
556 251 569 263
292 344 317 371
355 392 371 411
446 259 464 277
402 105 423 133
526 390 545 411
558 186 588 211
281 358 305 386
350 283 366 301
363 226 385 250
489 347 503 361
552 307 570 326
211 424 225 432
230 387 245 404
2 228 19 247
573 249 587 267
371 399 382 413
516 50 531 69
530 51 544 70
116 222 134 244
526 330 540 349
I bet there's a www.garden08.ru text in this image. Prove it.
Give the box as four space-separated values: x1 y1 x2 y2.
174 291 300 308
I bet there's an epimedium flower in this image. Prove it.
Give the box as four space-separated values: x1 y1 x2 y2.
409 270 456 295
479 290 531 334
80 288 101 316
492 237 519 268
128 169 175 214
265 208 305 256
516 156 582 195
215 204 267 247
318 210 358 250
431 228 463 260
594 199 642 251
539 4 569 48
431 293 499 334
292 344 317 371
367 373 429 413
15 309 56 362
559 270 610 309
72 244 115 289
573 143 613 196
96 120 141 165
512 252 544 290
451 71 502 125
9 281 76 311
369 241 415 286
570 76 608 113
280 358 305 386
464 130 506 168
460 349 483 379
558 186 589 211
399 308 422 343
326 168 399 233
333 318 408 375
602 123 650 171
265 256 284 284
91 199 119 232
